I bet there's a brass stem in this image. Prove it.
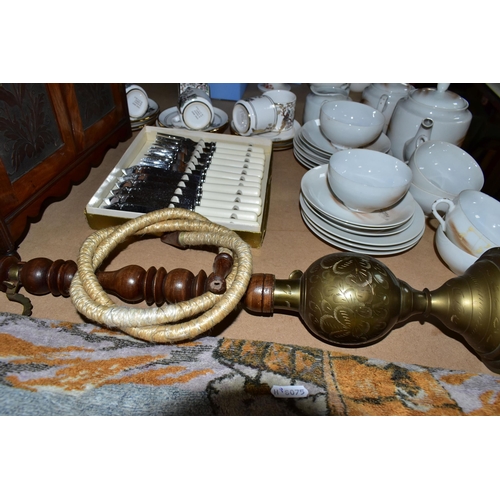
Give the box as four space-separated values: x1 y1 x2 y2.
273 272 303 313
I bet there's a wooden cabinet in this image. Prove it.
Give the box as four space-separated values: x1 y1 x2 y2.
0 83 131 255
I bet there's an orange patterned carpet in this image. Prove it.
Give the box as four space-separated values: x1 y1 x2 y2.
1 312 500 415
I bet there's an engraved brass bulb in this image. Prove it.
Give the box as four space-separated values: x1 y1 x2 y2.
263 248 500 372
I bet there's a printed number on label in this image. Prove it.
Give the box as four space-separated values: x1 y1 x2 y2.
271 385 308 398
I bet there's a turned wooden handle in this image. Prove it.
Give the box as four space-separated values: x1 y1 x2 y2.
206 252 233 294
243 273 275 314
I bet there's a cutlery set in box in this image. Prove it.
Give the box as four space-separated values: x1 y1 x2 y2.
85 126 273 247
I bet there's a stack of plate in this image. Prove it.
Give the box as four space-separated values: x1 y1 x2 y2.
293 119 391 169
300 165 425 256
130 98 160 131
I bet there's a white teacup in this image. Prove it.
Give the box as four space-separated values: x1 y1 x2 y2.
435 224 477 275
262 89 297 133
432 190 500 257
319 100 385 149
232 95 277 136
409 141 484 197
328 149 412 213
178 87 214 130
125 84 149 118
408 182 442 216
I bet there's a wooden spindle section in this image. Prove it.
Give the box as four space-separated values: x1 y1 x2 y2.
96 266 208 306
23 258 78 297
0 253 234 309
0 257 77 297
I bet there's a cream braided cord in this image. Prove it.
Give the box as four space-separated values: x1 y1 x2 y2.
69 208 253 343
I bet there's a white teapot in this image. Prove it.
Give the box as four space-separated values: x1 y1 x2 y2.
387 83 472 161
361 83 414 133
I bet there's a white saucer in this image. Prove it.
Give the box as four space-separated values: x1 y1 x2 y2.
293 135 327 164
130 99 161 130
232 120 300 142
300 194 425 248
293 144 319 169
302 212 423 253
158 106 229 132
293 133 324 158
301 210 423 256
131 98 159 123
258 120 300 141
301 165 416 229
300 194 415 237
301 119 391 156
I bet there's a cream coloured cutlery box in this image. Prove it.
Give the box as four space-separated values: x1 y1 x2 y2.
84 126 273 248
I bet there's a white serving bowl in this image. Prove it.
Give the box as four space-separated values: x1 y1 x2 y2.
319 100 385 148
328 149 412 212
409 140 484 197
409 182 443 216
435 224 477 275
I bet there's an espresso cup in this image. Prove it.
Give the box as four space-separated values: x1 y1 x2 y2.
431 190 500 257
125 84 149 118
232 95 277 136
178 87 214 130
262 89 297 133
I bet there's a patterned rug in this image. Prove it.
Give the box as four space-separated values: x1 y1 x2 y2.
1 312 499 415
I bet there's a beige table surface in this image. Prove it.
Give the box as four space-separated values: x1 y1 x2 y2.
0 83 495 376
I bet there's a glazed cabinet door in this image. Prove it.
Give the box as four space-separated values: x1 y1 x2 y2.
0 83 78 254
61 83 129 152
0 83 130 255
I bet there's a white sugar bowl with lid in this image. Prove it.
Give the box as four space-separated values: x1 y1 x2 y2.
387 83 472 161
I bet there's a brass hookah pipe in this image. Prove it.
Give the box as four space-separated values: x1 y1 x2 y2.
2 230 500 372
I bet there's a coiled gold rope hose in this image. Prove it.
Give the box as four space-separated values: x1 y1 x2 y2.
69 208 253 342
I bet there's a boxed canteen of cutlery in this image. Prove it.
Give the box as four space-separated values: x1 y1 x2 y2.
84 126 273 247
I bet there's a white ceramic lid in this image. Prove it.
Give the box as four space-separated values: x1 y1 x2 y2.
411 83 469 110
